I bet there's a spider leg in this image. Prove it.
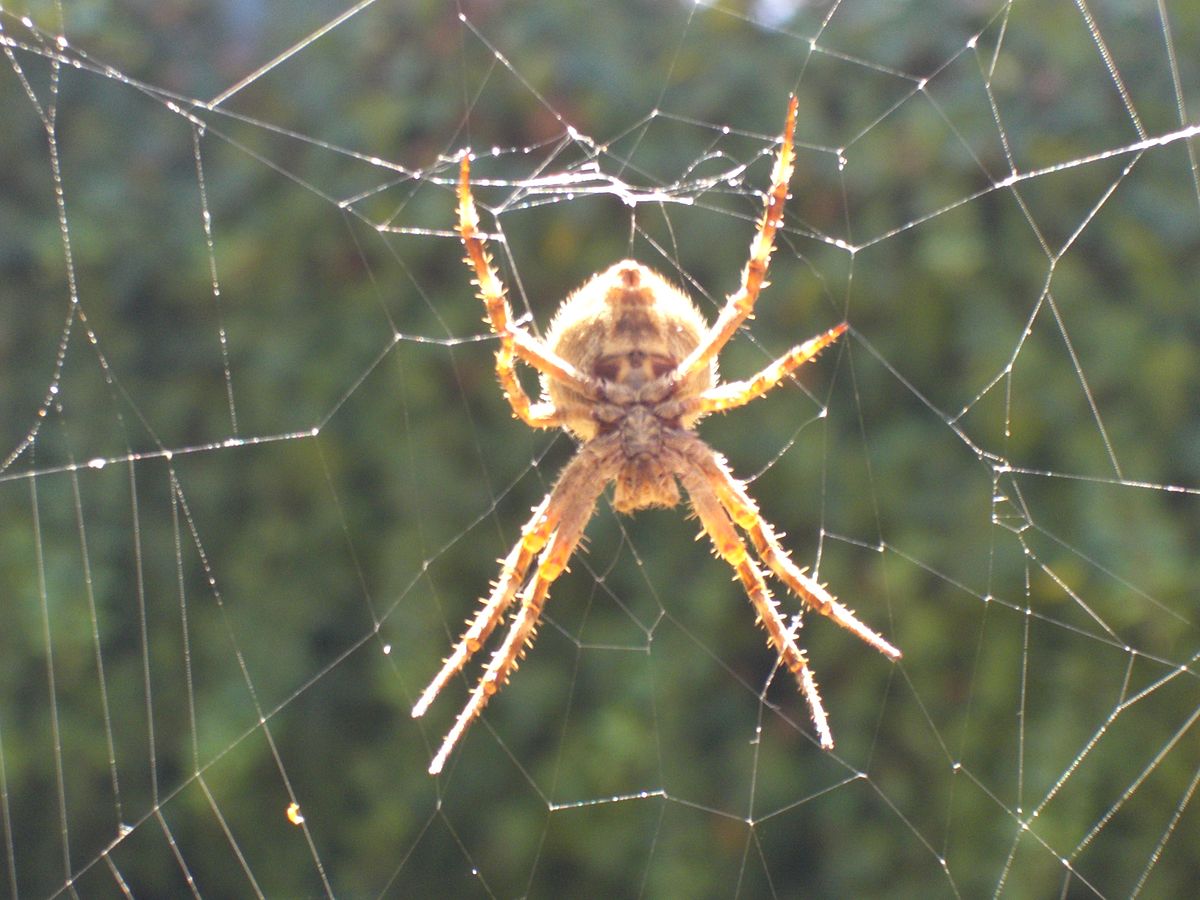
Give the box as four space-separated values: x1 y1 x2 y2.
683 322 847 418
678 460 834 749
457 156 598 427
673 96 798 386
412 495 554 720
695 443 901 661
424 439 617 775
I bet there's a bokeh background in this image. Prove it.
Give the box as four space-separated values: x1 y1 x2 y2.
2 0 1199 896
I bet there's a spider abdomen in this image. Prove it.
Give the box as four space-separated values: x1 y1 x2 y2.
543 260 715 440
592 349 677 388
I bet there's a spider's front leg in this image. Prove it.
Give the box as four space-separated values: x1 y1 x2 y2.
698 448 901 661
456 156 598 428
411 495 554 720
678 460 834 749
419 437 619 775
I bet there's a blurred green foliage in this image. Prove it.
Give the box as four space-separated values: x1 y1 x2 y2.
2 0 1199 897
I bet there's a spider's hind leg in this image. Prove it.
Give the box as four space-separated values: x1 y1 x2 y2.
455 155 598 428
673 95 799 385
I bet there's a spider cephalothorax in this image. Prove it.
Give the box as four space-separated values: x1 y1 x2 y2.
412 97 901 776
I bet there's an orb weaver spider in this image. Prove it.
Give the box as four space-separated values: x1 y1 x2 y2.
413 97 900 775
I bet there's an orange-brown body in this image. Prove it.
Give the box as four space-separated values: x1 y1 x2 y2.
544 261 714 510
413 97 900 777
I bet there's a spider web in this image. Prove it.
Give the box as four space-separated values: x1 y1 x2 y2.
2 0 1199 896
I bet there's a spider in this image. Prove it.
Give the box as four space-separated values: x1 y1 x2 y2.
412 97 900 776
